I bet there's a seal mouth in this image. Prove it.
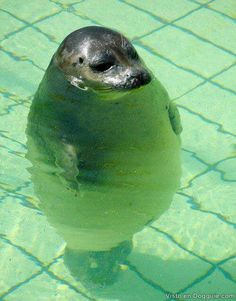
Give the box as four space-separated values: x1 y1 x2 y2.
114 71 152 91
65 68 152 95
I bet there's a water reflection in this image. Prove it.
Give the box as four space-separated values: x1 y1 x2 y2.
26 62 181 287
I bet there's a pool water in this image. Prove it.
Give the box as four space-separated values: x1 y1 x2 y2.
0 0 236 300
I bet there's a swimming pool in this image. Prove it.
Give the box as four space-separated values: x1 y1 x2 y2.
0 0 236 300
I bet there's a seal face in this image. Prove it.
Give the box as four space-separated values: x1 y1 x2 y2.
54 26 152 92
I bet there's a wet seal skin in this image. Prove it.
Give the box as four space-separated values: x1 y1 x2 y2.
55 26 151 93
26 26 182 287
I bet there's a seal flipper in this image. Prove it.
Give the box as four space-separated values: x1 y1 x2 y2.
55 142 80 191
168 102 182 135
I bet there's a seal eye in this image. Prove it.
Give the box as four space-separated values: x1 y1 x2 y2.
91 62 113 72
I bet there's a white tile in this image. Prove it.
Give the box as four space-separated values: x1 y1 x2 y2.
0 241 40 295
129 227 211 292
141 26 235 78
177 82 236 133
153 193 236 261
176 8 236 53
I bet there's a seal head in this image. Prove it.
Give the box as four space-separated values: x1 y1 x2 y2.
53 26 152 92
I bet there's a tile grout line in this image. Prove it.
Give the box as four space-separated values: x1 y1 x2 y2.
0 8 64 44
0 270 44 300
151 226 236 291
178 105 236 138
0 131 27 150
171 23 236 57
67 0 236 94
177 191 236 229
0 8 60 46
0 236 95 300
187 0 236 23
164 58 234 102
150 226 214 265
177 266 216 294
120 1 236 59
0 0 235 298
124 260 180 300
1 3 235 98
0 47 45 71
217 266 236 285
205 6 236 23
135 41 236 95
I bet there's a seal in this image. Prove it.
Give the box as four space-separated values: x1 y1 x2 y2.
54 26 151 93
26 26 182 285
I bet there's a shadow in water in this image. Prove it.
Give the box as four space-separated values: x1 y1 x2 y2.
64 240 133 287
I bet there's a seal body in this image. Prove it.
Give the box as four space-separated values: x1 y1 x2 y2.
26 26 182 283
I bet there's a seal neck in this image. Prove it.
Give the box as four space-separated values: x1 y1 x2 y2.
37 61 98 104
36 60 164 107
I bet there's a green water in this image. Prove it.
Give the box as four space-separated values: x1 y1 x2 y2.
0 0 236 300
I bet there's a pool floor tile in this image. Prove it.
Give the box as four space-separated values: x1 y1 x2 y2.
221 257 236 282
53 0 84 5
0 94 19 116
0 11 25 41
182 270 236 299
134 44 202 99
0 0 235 299
194 0 212 4
126 0 199 22
0 51 43 99
175 8 236 54
209 0 236 19
141 26 235 78
178 108 235 165
0 148 30 189
4 272 89 301
35 11 96 44
49 258 166 301
2 27 57 70
0 0 60 23
0 197 65 265
213 65 236 93
0 240 40 296
184 170 236 224
217 158 236 181
153 194 236 262
177 82 236 134
0 101 30 146
74 0 163 39
180 149 207 189
129 227 212 293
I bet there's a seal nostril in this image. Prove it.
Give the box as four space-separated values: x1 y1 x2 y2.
72 58 84 67
129 70 143 80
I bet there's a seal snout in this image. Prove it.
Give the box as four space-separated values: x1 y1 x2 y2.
124 68 152 89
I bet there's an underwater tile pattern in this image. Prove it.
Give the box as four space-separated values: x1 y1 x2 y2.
0 0 235 300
